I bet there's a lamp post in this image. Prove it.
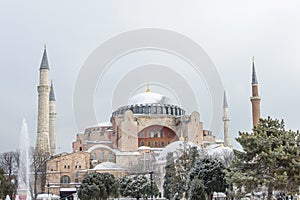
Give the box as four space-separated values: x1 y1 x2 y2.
47 182 50 197
149 171 153 200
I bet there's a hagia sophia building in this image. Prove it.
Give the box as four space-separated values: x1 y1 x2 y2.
35 47 261 198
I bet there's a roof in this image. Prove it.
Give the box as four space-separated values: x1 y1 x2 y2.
93 162 125 170
36 194 60 200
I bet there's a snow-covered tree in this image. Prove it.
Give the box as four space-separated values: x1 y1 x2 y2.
175 145 201 199
119 174 158 200
227 117 300 200
188 157 227 200
163 152 180 200
189 178 206 200
163 144 202 199
78 172 119 200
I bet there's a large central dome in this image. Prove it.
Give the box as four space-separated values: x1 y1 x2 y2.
112 85 185 117
128 91 171 105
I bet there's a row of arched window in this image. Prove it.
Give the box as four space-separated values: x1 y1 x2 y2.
140 140 170 147
112 104 185 116
140 131 172 139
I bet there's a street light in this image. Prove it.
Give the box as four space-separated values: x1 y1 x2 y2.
149 171 153 200
47 182 50 196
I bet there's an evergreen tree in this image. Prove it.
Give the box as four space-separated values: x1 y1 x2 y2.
227 117 300 200
163 152 179 200
164 145 201 200
78 172 119 200
175 144 200 199
188 157 227 200
189 178 206 200
119 174 158 200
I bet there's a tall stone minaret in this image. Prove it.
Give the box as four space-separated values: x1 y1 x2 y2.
49 81 57 155
250 57 261 127
223 91 230 147
36 46 51 155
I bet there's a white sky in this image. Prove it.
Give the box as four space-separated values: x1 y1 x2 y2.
1 0 300 152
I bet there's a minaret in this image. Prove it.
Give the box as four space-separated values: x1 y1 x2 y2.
223 91 230 146
36 46 51 155
49 81 57 155
250 57 261 127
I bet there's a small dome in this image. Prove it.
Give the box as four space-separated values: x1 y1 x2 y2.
128 91 171 105
157 141 201 161
206 144 234 166
93 162 124 170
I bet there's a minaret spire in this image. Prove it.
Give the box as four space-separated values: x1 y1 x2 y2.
40 46 50 70
252 57 258 85
223 90 230 147
223 90 228 109
50 81 56 101
250 57 261 128
49 81 57 155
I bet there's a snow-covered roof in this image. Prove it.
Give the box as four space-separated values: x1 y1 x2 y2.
93 162 125 170
36 194 60 200
60 188 76 192
157 141 201 161
137 146 151 151
97 122 112 127
116 151 140 156
128 91 171 105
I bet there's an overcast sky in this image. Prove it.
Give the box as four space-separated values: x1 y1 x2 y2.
1 0 300 153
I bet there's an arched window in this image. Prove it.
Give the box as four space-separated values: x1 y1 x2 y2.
167 132 171 138
61 175 70 184
154 141 158 147
79 147 83 151
161 141 165 147
147 131 151 138
100 150 104 160
108 152 113 161
147 141 151 146
154 128 158 138
160 131 164 138
141 141 144 146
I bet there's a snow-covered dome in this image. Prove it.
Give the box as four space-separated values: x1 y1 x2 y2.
128 91 171 105
93 162 124 170
157 141 201 161
206 144 233 155
112 86 185 117
206 144 234 166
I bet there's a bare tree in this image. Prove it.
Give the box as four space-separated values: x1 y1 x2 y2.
0 151 19 197
31 148 50 199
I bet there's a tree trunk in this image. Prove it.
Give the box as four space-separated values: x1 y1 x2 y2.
207 193 213 200
267 185 273 200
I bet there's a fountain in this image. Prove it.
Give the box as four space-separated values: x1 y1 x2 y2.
16 119 32 200
5 195 11 200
